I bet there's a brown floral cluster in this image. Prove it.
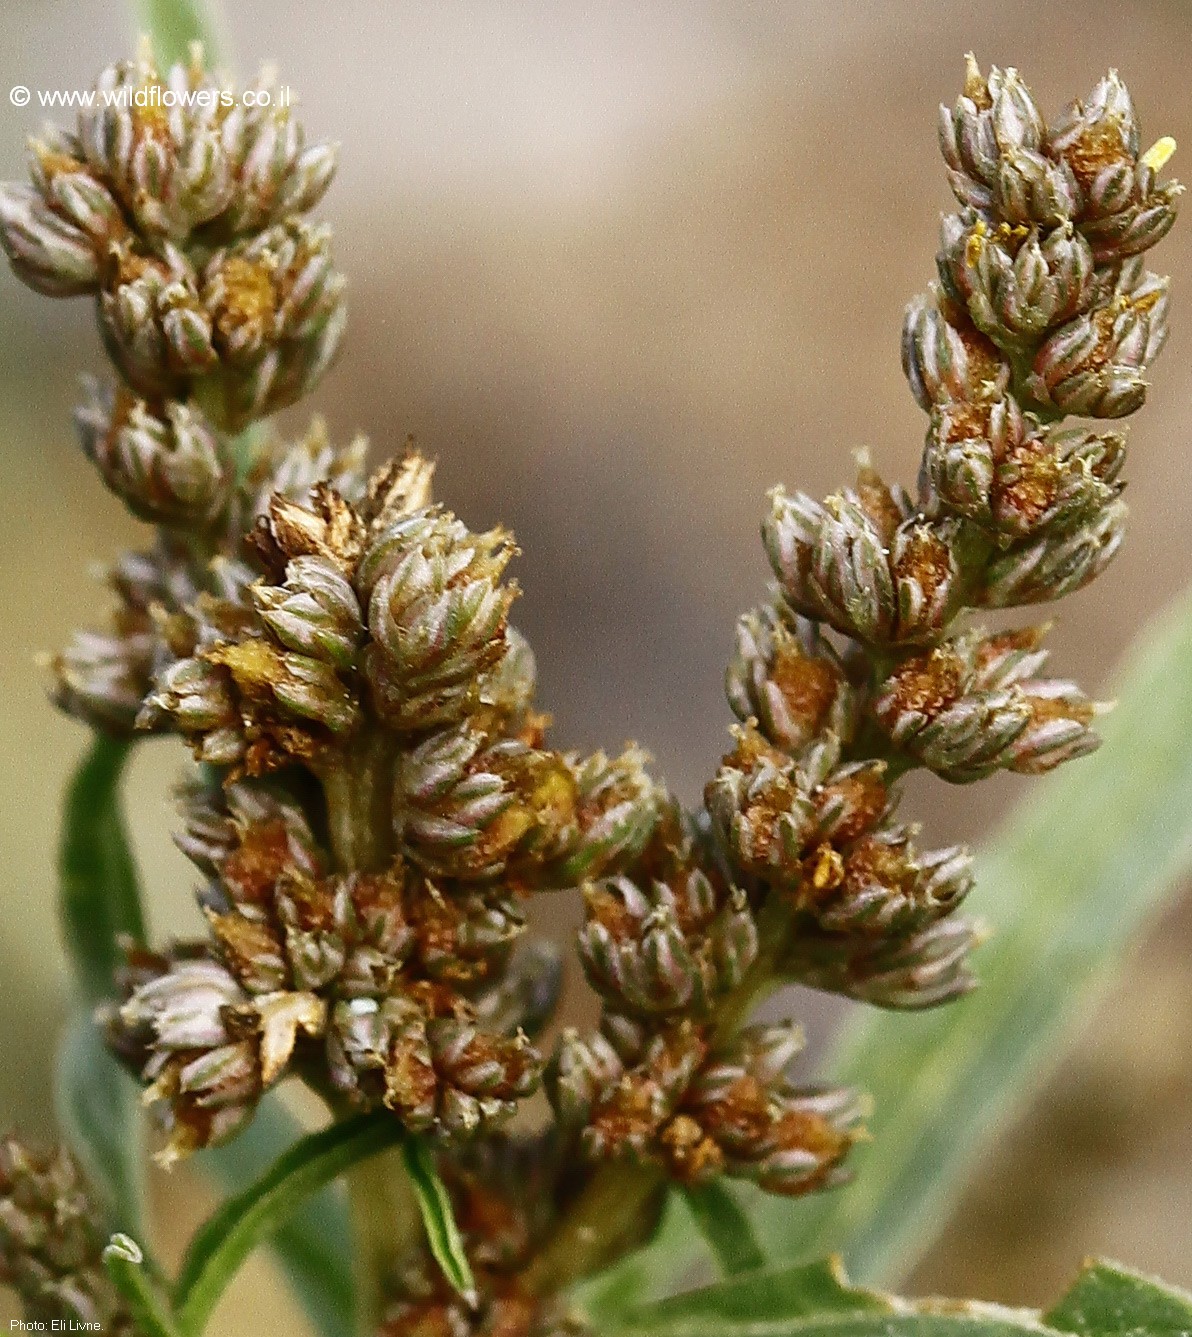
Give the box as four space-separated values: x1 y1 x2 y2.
550 802 863 1198
0 1135 134 1333
701 57 1177 1019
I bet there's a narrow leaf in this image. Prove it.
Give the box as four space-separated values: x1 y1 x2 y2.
619 588 1192 1291
607 1258 1054 1337
132 0 219 67
606 1257 1192 1337
682 1182 767 1277
54 1008 146 1236
59 735 145 1003
175 1112 403 1336
199 1095 354 1337
614 1258 889 1329
402 1137 478 1307
57 735 147 1236
1044 1259 1192 1336
104 1234 185 1337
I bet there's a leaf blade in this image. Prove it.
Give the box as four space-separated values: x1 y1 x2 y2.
175 1112 403 1336
1044 1259 1192 1336
54 1008 147 1237
682 1182 767 1277
59 736 145 1004
606 1258 1056 1337
198 1095 355 1337
402 1137 478 1307
605 1257 1192 1337
56 736 148 1236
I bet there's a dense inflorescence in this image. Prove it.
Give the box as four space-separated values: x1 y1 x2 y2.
0 46 1177 1335
0 1136 134 1333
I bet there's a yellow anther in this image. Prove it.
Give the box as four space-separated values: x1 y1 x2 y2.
965 219 987 267
811 844 845 892
1141 136 1177 172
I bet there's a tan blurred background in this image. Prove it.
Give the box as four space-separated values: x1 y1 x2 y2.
1 0 1190 1330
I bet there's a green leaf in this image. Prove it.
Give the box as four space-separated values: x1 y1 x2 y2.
132 0 219 67
56 735 147 1237
199 1095 355 1337
402 1137 478 1306
174 1112 403 1336
606 1258 1051 1337
1043 1260 1192 1336
611 1258 888 1331
606 1257 1192 1337
621 588 1192 1292
59 735 145 1004
682 1182 766 1277
54 1008 147 1237
104 1234 185 1337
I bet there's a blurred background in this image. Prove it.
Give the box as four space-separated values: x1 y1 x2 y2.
0 1 1190 1330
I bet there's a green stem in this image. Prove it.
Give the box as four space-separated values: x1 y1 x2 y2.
345 1149 422 1337
523 1161 667 1298
321 736 394 873
133 0 219 67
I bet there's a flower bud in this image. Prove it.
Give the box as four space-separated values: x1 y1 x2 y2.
1027 265 1168 418
673 1024 863 1195
110 953 327 1162
248 419 372 520
99 243 217 398
77 47 337 244
764 485 958 646
0 179 110 297
706 728 816 885
938 57 1045 212
990 425 1124 539
410 889 524 986
429 1019 542 1137
253 554 364 668
75 381 229 525
982 497 1127 606
901 292 1010 410
994 148 1079 226
198 220 347 428
394 724 577 882
579 1024 708 1161
51 618 159 735
789 915 980 1010
873 630 1103 781
1048 70 1181 262
920 392 1027 522
797 824 973 935
579 857 757 1017
358 508 517 733
939 215 1093 346
327 995 541 1138
546 1028 623 1131
726 604 855 753
541 745 662 886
